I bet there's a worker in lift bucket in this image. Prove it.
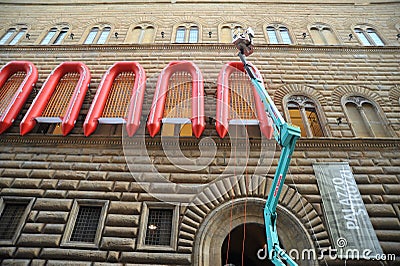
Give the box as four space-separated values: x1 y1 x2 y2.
232 27 255 56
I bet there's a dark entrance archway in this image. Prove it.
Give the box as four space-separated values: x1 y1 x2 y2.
221 223 273 266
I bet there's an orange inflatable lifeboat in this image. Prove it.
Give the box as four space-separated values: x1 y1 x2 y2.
20 62 90 136
0 61 38 134
216 61 273 139
84 61 146 137
147 61 205 138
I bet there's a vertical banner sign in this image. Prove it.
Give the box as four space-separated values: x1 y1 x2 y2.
313 162 383 259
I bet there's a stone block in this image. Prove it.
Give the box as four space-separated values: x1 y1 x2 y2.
44 190 68 198
57 180 79 190
87 171 107 181
18 234 61 247
15 247 41 258
365 204 397 217
1 260 30 266
113 181 130 192
100 237 135 251
30 260 46 266
107 172 134 181
43 224 65 234
103 226 137 238
67 191 121 200
382 167 400 174
120 252 191 264
72 163 100 171
78 180 114 191
46 261 91 266
0 188 45 197
352 166 384 174
30 170 55 179
108 201 141 215
0 177 14 188
383 184 400 195
22 223 44 234
2 169 31 178
39 179 58 189
54 170 87 180
0 247 16 258
12 179 42 189
40 248 107 261
106 214 139 227
357 184 385 195
35 211 69 224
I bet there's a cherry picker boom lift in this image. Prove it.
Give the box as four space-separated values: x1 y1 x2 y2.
233 28 301 266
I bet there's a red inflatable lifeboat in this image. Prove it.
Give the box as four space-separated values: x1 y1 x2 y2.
216 61 273 139
84 61 146 137
0 61 38 134
147 61 205 138
20 62 90 136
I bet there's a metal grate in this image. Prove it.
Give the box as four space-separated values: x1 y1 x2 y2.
145 209 173 246
0 72 25 116
0 203 27 240
229 70 257 120
164 72 192 119
42 72 79 117
102 72 134 118
70 206 102 243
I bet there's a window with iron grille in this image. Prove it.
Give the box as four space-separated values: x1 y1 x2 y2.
0 203 27 240
145 209 173 246
61 200 108 248
70 206 102 243
138 203 179 251
0 198 33 245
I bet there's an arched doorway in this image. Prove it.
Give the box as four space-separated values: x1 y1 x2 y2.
221 223 273 266
193 197 318 266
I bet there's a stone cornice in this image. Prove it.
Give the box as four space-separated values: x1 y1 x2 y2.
0 44 399 55
0 134 398 151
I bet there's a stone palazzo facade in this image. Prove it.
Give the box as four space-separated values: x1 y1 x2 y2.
0 0 399 265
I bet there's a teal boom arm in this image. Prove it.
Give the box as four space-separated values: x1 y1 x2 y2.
238 52 301 266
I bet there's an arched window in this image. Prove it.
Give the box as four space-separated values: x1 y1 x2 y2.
219 23 243 43
344 96 390 137
41 26 69 45
84 25 111 44
128 24 155 44
309 24 340 45
353 25 384 46
286 95 324 138
265 25 292 44
173 24 199 43
0 25 28 45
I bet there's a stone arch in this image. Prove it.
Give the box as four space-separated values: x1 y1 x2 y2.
178 175 328 266
273 84 327 112
332 85 383 107
216 17 249 28
389 85 400 106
